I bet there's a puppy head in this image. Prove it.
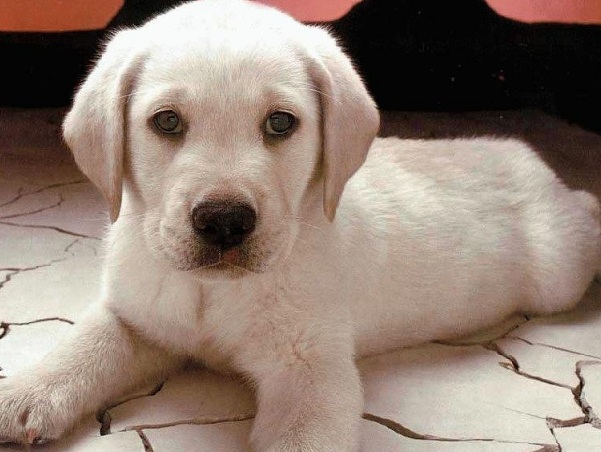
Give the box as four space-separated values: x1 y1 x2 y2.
63 0 379 279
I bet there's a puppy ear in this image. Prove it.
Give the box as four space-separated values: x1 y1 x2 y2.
304 27 380 221
63 30 144 223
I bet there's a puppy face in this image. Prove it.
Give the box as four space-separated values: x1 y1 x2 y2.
128 33 322 278
63 0 379 281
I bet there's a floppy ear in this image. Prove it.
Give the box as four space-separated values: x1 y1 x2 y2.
62 29 144 223
304 27 380 221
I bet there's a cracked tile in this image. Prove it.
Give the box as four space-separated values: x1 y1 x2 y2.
0 184 63 219
359 343 581 444
0 181 105 238
492 338 585 388
359 419 537 452
108 367 256 433
0 319 73 376
0 238 101 322
0 223 79 269
578 361 601 423
142 420 252 451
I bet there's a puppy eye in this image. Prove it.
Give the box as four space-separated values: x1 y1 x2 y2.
153 110 182 134
265 111 296 136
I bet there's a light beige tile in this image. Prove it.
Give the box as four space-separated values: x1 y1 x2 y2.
0 238 101 322
359 343 580 444
0 223 78 269
0 320 72 376
142 420 252 452
553 424 601 451
2 181 106 238
109 367 256 433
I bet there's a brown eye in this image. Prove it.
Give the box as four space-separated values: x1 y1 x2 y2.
265 111 296 136
153 110 182 134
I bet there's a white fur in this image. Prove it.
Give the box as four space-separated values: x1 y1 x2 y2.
1 0 600 450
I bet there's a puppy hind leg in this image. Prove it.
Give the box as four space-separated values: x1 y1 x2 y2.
526 189 601 315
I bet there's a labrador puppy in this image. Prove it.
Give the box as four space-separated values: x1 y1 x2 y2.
1 0 600 450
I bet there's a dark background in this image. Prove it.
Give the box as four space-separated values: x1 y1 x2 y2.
1 0 600 134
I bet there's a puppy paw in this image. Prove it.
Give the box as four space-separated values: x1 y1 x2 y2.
0 377 76 446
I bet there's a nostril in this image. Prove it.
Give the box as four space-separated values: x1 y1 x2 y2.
191 202 256 249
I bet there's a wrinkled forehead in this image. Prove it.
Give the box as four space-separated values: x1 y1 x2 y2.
135 27 312 110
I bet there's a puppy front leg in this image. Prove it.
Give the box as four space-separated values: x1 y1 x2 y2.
0 305 179 445
246 339 363 452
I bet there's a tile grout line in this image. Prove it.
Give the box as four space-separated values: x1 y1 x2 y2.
0 180 87 209
0 193 65 220
0 220 101 240
362 412 556 448
136 429 155 452
506 336 601 361
572 361 601 427
483 341 574 390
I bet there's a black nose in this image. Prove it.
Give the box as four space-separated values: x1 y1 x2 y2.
191 202 256 250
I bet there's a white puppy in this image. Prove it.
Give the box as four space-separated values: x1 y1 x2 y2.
1 0 600 450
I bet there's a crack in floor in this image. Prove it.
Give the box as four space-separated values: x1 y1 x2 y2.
483 341 574 390
0 194 65 220
481 341 601 450
0 258 69 290
486 341 601 423
546 416 586 429
573 361 601 428
136 429 155 452
119 414 256 433
98 382 166 436
0 180 86 210
0 317 75 340
507 336 601 361
0 220 101 240
362 412 557 448
544 425 562 452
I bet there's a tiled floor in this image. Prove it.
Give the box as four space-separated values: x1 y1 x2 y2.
1 108 600 451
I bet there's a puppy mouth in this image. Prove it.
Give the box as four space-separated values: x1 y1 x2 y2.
195 247 251 270
179 244 264 275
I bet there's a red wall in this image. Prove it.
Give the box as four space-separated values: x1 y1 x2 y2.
0 0 600 32
488 0 601 24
